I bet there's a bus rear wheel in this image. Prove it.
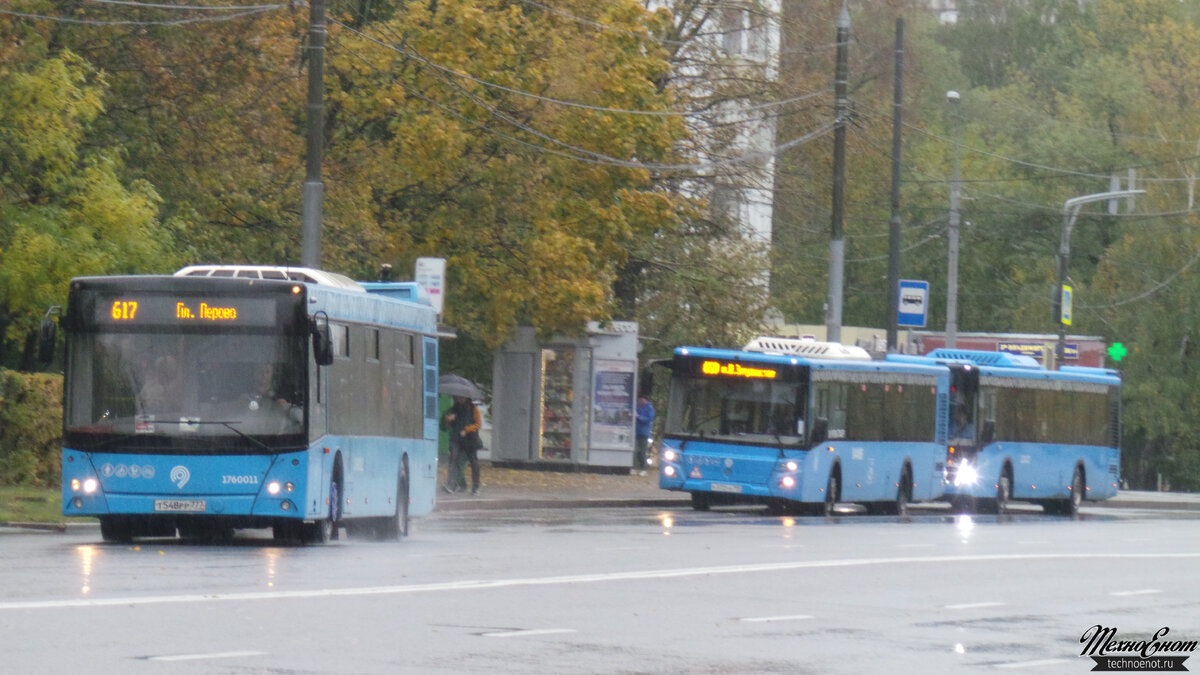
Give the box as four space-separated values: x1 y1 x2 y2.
377 461 410 541
895 469 912 516
1043 466 1084 516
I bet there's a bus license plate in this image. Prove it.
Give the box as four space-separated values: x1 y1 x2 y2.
154 499 206 512
710 483 742 494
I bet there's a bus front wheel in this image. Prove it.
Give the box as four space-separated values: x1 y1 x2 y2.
821 474 839 517
996 471 1012 515
99 516 133 543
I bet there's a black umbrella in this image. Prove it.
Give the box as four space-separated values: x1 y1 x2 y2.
439 374 483 400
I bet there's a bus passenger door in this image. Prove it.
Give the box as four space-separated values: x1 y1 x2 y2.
309 355 327 441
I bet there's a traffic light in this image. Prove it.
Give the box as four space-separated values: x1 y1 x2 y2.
1107 342 1127 362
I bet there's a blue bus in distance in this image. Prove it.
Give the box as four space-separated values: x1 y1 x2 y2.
48 265 440 543
889 349 1121 515
657 338 954 515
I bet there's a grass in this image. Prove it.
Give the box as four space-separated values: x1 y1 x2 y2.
0 485 92 525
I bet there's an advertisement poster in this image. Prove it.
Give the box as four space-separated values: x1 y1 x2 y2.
590 359 635 450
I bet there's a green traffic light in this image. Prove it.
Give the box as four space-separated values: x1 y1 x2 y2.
1107 342 1127 362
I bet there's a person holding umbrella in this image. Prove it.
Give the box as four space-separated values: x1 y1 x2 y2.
439 375 484 495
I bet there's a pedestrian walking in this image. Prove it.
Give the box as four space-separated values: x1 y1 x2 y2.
441 395 483 495
634 395 655 476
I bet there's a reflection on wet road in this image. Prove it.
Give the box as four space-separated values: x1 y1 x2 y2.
2 505 1199 673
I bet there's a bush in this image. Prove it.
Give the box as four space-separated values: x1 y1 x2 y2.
0 369 63 487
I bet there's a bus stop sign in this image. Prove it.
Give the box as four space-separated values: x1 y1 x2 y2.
897 280 929 328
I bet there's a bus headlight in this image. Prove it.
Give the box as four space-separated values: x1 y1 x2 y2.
954 461 979 487
82 478 98 494
663 465 677 478
784 460 799 472
780 475 797 489
267 481 281 496
662 449 678 462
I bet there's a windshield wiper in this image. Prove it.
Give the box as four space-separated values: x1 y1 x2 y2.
184 420 273 452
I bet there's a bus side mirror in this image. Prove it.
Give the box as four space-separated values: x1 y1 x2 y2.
37 307 60 365
810 417 828 447
310 315 333 366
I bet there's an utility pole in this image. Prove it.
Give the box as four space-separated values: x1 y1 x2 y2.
300 0 327 268
945 90 961 348
886 18 904 352
826 1 850 344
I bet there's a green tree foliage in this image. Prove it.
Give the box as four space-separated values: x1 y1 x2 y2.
41 1 312 265
327 0 691 347
0 370 63 487
0 23 176 367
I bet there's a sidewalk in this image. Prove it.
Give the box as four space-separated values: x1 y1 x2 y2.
435 461 685 511
436 461 1200 512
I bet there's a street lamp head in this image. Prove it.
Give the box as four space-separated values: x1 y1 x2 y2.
946 90 961 103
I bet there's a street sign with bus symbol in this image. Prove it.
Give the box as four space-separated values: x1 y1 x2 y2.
897 280 929 328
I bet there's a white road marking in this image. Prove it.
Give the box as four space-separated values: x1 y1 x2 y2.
481 629 576 638
738 614 813 623
944 602 1005 610
147 650 266 662
3 552 1199 611
994 658 1073 669
1109 589 1162 597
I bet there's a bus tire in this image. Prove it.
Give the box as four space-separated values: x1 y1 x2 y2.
99 516 133 543
821 473 839 517
299 477 338 545
690 491 711 511
387 459 411 540
996 469 1012 515
367 459 410 541
1067 465 1085 515
895 466 912 517
1042 466 1085 516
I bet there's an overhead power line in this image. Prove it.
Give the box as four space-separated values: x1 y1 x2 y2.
0 4 282 25
326 30 835 173
329 16 827 121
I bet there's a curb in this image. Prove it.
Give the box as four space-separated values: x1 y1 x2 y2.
434 497 688 512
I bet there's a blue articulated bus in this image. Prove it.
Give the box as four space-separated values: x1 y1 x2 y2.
889 349 1121 515
49 265 441 544
657 337 954 516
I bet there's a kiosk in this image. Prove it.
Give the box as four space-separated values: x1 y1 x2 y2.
491 322 639 471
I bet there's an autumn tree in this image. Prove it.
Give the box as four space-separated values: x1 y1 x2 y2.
0 16 176 368
327 0 691 347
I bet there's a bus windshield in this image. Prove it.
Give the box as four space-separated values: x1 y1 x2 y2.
665 374 804 446
65 331 306 452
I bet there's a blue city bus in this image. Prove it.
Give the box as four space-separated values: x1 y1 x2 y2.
657 337 953 515
889 349 1121 515
48 266 440 543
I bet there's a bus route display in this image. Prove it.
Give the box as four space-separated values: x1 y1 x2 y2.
89 294 281 328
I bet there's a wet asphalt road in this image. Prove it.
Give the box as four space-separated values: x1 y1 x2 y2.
2 505 1199 674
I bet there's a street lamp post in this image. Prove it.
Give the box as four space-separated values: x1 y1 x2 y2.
1055 189 1144 368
